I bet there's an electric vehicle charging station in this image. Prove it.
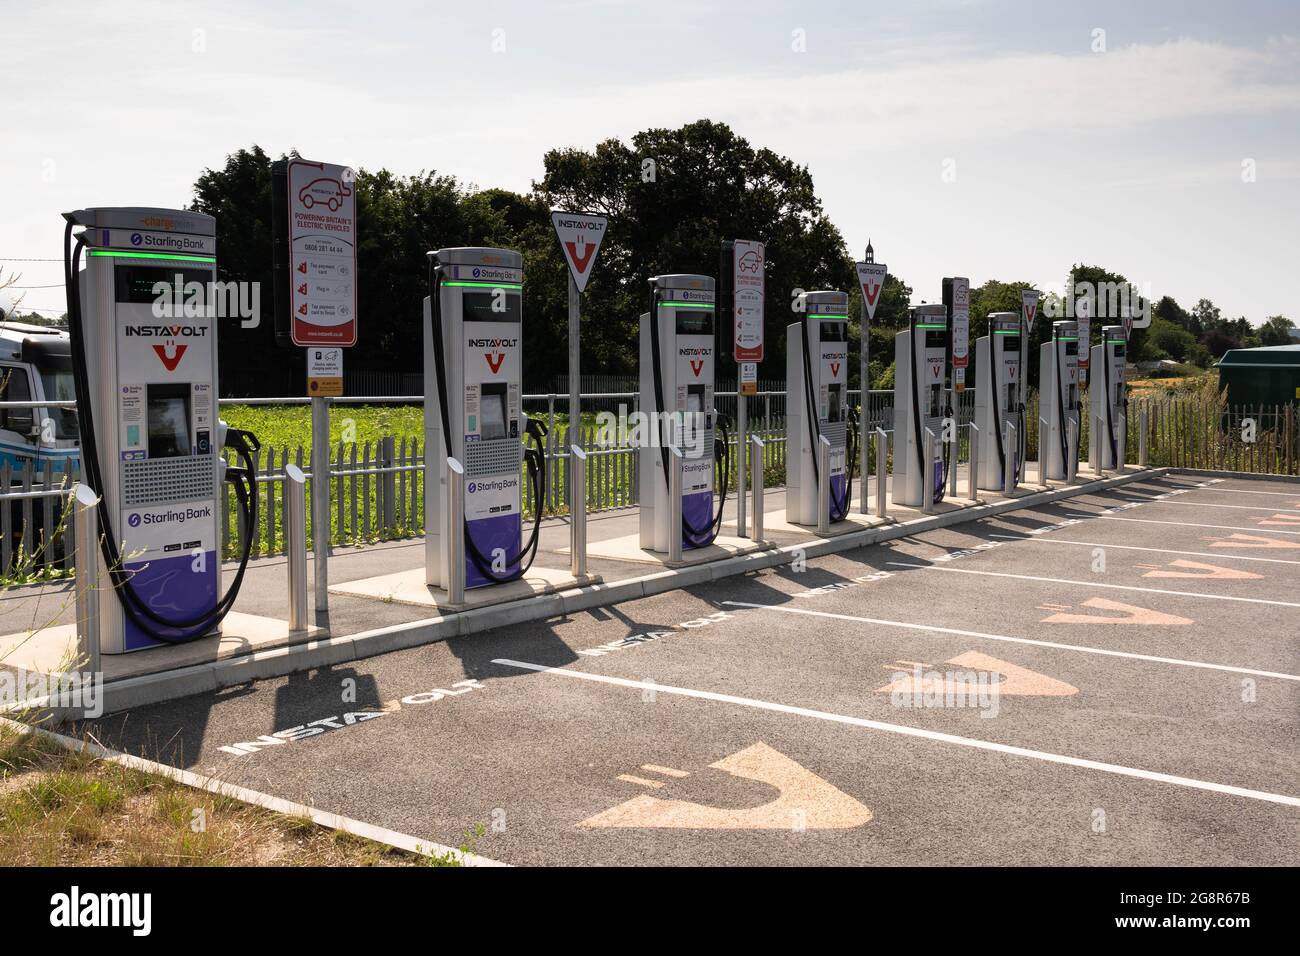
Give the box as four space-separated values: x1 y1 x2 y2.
62 207 260 653
1039 320 1081 481
892 304 952 508
974 312 1026 491
1091 325 1128 470
639 274 729 554
424 247 547 591
787 291 854 526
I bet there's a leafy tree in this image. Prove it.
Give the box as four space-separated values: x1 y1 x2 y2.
535 120 857 385
1258 314 1296 347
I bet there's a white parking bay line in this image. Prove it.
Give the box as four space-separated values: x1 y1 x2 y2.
1061 513 1300 535
1179 487 1300 498
493 658 1300 809
1114 497 1300 514
885 561 1300 609
719 601 1300 681
988 533 1300 566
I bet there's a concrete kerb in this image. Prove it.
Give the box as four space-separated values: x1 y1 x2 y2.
32 467 1168 717
0 714 507 866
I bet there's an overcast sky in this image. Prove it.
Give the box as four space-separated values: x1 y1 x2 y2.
2 0 1297 321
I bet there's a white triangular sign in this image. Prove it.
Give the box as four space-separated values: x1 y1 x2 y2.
1021 289 1040 332
551 211 608 293
856 261 888 324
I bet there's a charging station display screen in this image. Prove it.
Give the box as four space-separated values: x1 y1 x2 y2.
686 385 704 413
1001 335 1020 351
925 330 947 348
115 266 210 305
480 389 507 440
828 384 843 422
1064 341 1079 356
1112 343 1126 357
147 384 191 458
820 322 847 342
675 312 713 335
462 292 521 323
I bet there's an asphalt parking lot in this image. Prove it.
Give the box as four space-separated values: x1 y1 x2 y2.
83 472 1300 866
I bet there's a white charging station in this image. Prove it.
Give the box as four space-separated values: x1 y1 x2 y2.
639 274 727 553
787 291 852 525
424 247 545 589
974 312 1025 491
63 207 260 652
893 304 952 508
1090 324 1127 470
1039 320 1081 480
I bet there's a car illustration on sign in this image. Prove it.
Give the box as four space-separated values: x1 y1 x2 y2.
737 249 763 274
298 177 352 212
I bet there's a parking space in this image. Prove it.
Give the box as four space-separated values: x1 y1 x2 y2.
81 471 1300 866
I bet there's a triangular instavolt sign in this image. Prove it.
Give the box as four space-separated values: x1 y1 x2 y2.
551 211 608 293
856 260 888 323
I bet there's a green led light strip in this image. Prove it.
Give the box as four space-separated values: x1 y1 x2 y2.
445 280 522 290
1056 336 1079 341
816 313 849 319
915 323 947 330
661 301 714 309
87 250 216 263
994 330 1020 335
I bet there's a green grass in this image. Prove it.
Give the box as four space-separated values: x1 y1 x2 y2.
220 403 424 454
0 722 467 866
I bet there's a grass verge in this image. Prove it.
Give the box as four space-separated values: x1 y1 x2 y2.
0 721 470 867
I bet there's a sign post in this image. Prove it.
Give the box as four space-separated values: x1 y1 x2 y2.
551 210 608 565
856 249 888 514
730 239 765 538
945 277 970 391
282 158 358 622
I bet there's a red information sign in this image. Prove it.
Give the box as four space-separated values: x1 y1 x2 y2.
288 158 357 347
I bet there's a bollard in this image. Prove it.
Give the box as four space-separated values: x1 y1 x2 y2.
1067 417 1079 483
922 427 936 515
751 435 765 543
948 423 959 500
285 464 309 633
875 427 888 519
967 423 980 499
668 446 684 564
1118 411 1128 472
1092 413 1105 479
570 444 587 578
1038 417 1049 486
816 435 831 536
446 457 465 605
72 484 100 676
1138 406 1148 467
1089 413 1100 475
